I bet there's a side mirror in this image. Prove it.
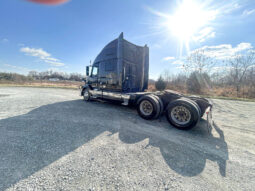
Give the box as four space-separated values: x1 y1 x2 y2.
86 66 90 76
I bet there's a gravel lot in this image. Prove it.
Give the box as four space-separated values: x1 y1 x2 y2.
0 87 254 190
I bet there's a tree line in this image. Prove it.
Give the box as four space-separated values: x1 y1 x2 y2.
155 49 255 99
0 70 84 82
1 49 255 99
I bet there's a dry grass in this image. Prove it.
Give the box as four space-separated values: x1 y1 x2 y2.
0 80 83 89
148 82 255 101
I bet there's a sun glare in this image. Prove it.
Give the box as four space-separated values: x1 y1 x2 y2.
166 0 216 42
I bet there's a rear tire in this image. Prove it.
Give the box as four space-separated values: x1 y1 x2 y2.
83 89 90 101
180 97 201 117
165 99 200 130
137 95 160 120
151 94 164 116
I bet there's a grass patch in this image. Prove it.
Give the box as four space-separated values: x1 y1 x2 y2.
0 82 81 90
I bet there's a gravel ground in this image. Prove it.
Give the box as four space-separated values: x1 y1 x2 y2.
0 87 254 191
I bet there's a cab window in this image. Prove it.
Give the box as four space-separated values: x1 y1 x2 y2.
91 66 98 77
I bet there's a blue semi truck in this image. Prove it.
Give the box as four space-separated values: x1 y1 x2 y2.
80 33 212 130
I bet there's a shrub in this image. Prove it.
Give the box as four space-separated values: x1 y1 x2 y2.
155 75 166 91
187 72 202 94
186 71 212 94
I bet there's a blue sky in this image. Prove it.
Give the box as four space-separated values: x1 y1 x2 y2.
0 0 255 79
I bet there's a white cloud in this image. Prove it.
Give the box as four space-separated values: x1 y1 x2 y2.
191 42 253 59
234 42 253 51
194 27 215 42
171 42 254 72
20 47 50 58
162 56 175 61
220 2 241 14
20 47 65 67
242 9 255 16
172 60 184 65
44 60 65 66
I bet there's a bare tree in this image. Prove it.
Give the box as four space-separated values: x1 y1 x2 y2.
162 69 171 83
28 71 38 78
247 67 255 98
185 49 214 74
228 50 255 97
69 73 83 81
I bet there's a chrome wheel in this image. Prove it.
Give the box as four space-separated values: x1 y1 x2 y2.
83 90 89 101
139 100 153 116
170 106 191 125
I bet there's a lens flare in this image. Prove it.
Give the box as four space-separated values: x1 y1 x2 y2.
166 0 216 42
147 0 218 57
27 0 69 5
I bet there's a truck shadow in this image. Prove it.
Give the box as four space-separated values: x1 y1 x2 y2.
158 121 228 177
0 100 228 190
118 117 228 177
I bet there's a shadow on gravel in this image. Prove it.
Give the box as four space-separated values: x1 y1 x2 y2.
161 121 228 177
0 100 228 190
118 118 228 177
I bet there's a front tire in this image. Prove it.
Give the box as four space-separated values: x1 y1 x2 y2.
83 89 90 101
166 99 200 130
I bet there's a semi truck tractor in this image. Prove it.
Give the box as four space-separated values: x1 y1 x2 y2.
80 33 212 130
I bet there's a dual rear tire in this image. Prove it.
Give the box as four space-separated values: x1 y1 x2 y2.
137 95 162 120
165 98 200 130
137 96 200 130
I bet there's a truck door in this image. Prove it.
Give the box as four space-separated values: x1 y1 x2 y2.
99 61 122 101
89 64 102 98
123 63 138 92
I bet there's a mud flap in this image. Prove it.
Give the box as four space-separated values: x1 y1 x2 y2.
206 106 213 133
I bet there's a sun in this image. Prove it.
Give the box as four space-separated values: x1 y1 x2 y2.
166 0 216 42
